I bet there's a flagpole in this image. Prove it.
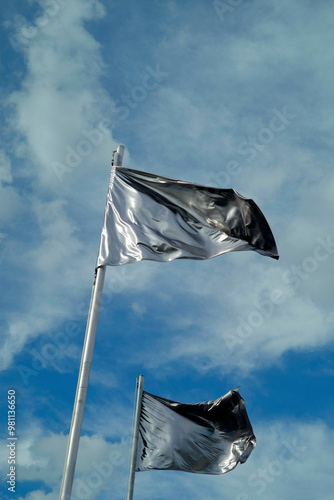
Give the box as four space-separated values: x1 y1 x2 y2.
126 375 144 500
59 145 125 500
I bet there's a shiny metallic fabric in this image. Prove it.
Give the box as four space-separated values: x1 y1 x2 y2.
136 389 256 474
97 167 278 267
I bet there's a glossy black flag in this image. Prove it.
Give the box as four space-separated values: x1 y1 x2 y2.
97 167 278 267
136 388 256 475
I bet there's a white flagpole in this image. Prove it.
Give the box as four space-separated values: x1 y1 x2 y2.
59 145 125 500
126 375 145 500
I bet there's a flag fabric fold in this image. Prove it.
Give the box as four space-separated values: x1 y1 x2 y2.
136 388 256 475
97 167 278 267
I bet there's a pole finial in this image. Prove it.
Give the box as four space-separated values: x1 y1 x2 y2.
115 145 125 167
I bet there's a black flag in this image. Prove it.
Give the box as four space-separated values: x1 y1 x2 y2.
97 167 278 267
136 388 256 475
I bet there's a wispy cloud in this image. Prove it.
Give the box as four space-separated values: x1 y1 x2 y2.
7 419 333 500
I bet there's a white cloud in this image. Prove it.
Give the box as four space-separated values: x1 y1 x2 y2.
1 4 334 500
3 0 334 378
131 302 146 316
126 246 334 375
18 491 56 500
7 419 333 500
0 0 120 371
1 423 130 500
0 150 21 227
133 419 334 500
1 197 94 371
9 0 114 190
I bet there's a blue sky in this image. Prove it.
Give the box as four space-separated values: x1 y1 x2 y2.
1 0 334 499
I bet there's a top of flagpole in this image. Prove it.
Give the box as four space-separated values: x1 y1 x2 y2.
115 145 125 166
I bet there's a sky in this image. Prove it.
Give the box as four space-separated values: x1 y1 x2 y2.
0 0 334 499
